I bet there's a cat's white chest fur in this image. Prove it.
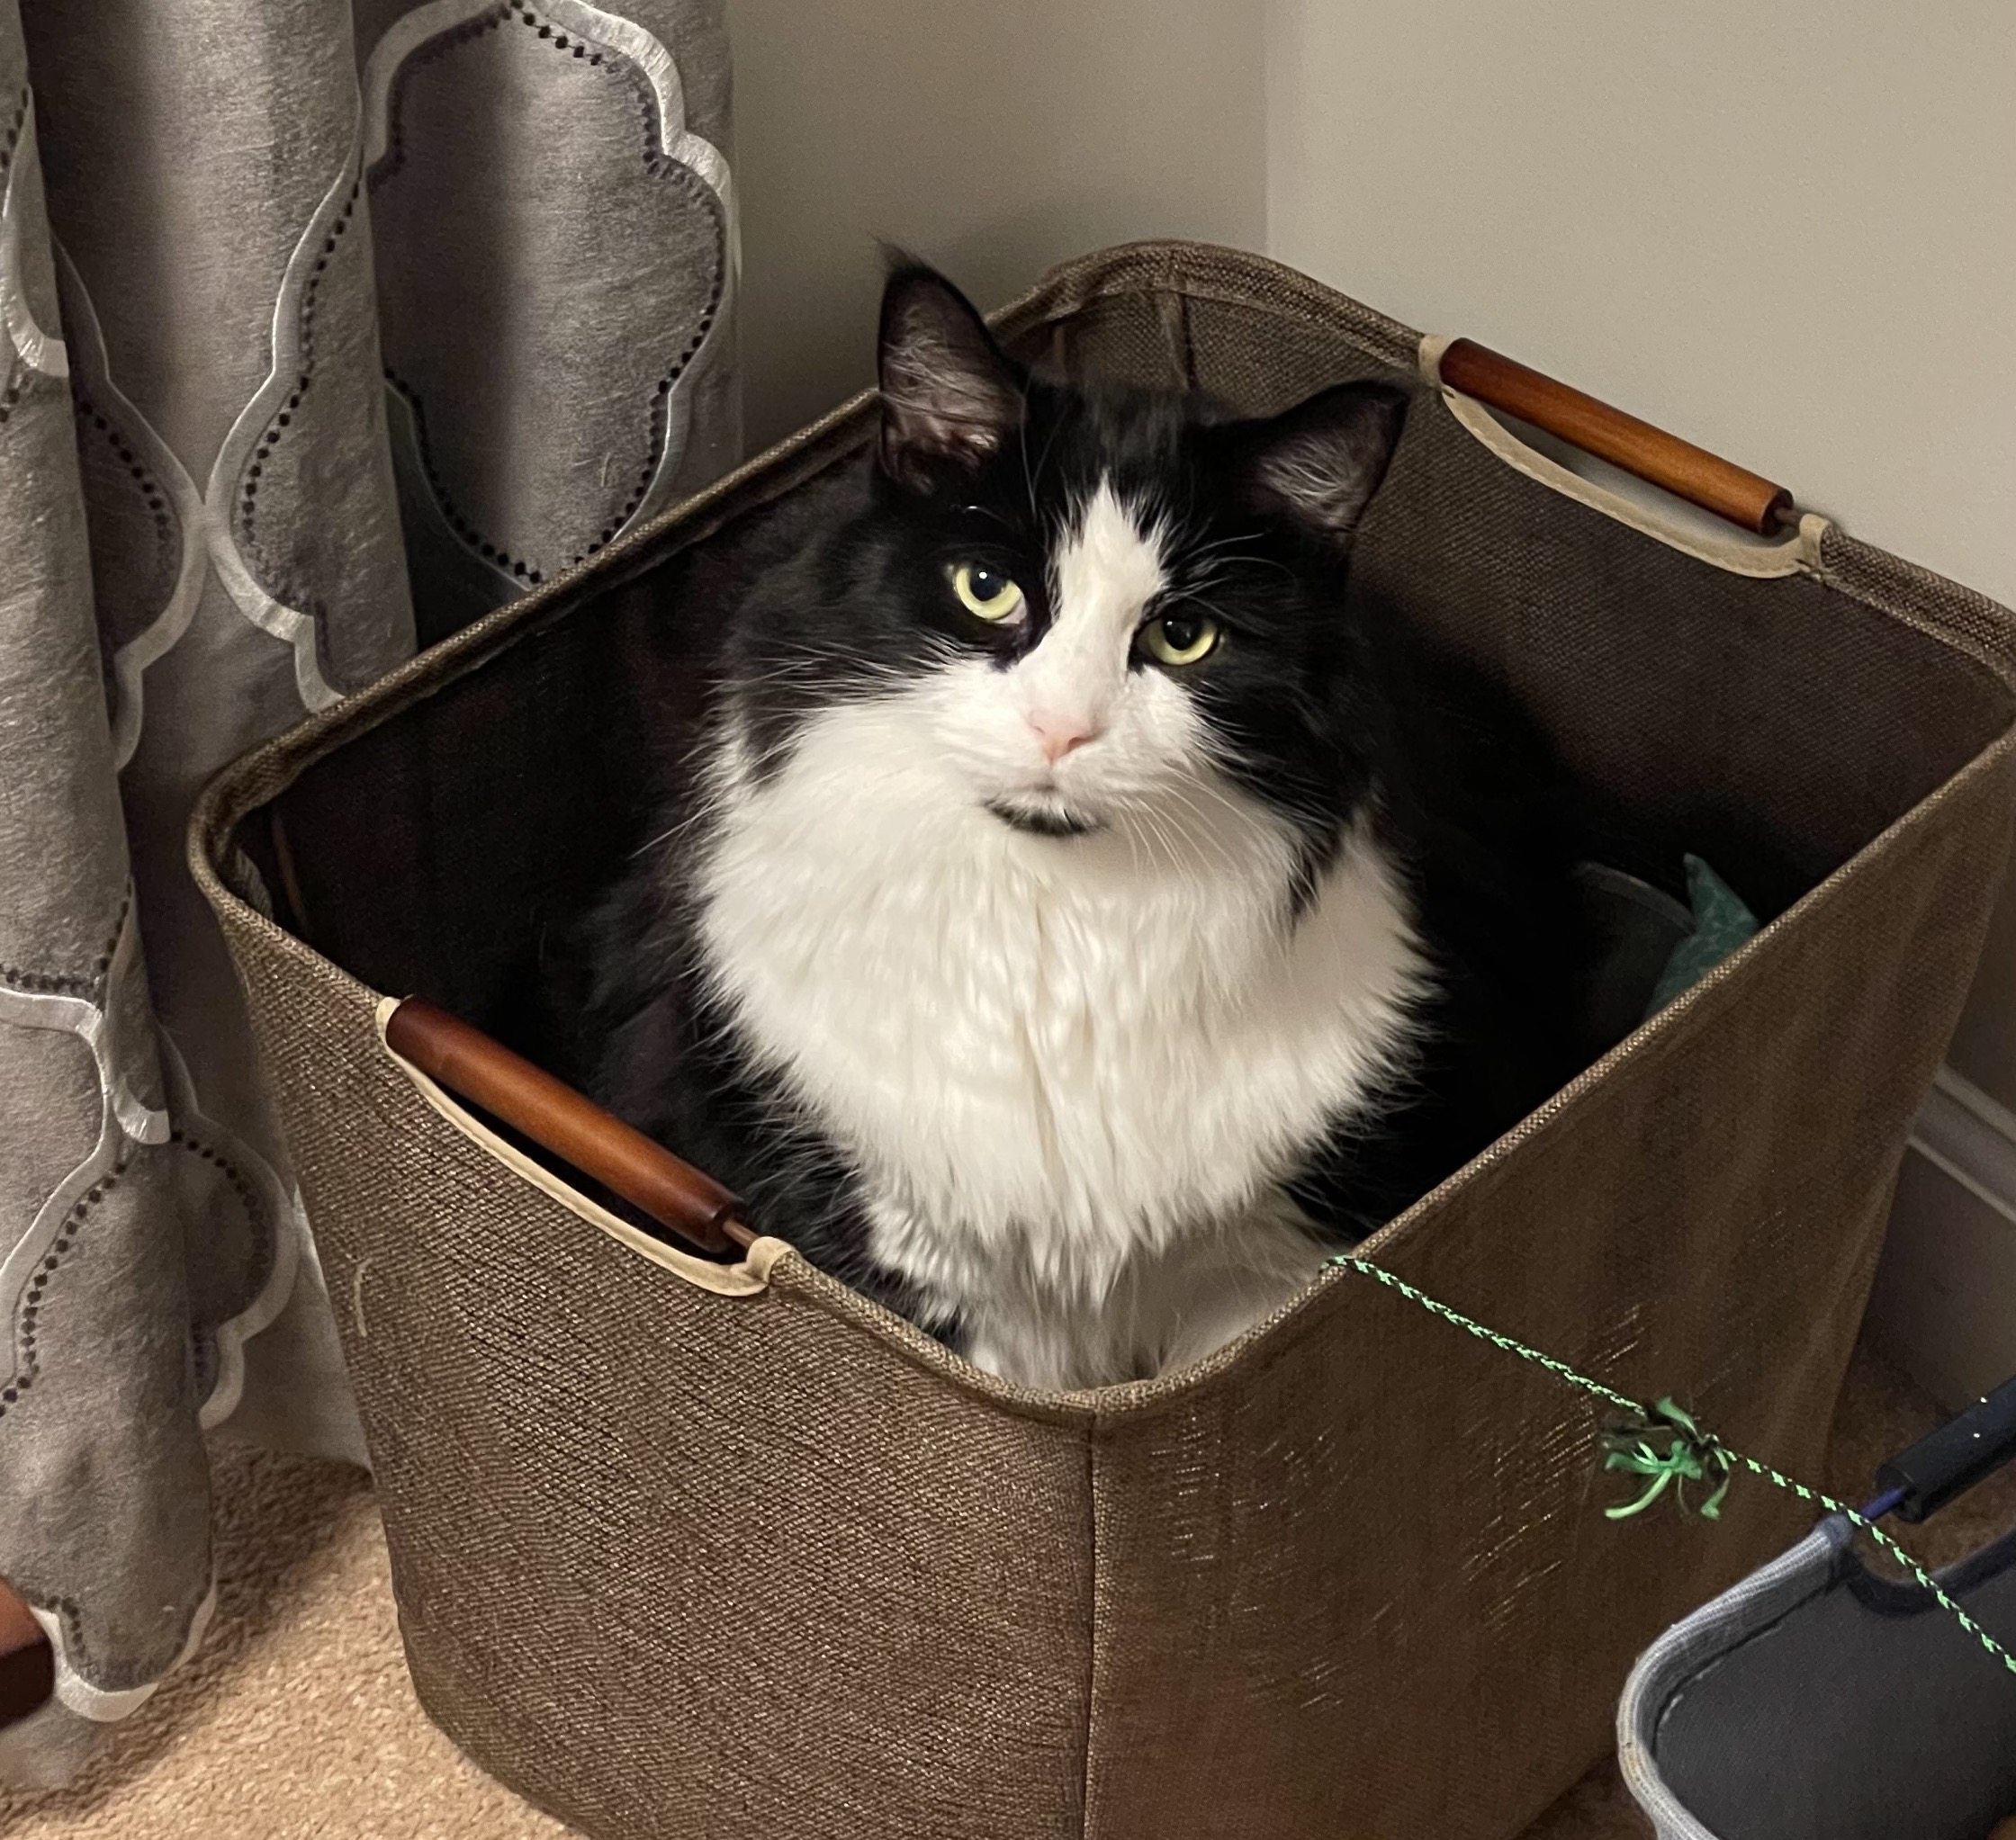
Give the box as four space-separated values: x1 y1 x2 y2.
694 691 1430 1389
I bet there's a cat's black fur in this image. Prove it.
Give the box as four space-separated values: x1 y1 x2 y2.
562 264 1594 1347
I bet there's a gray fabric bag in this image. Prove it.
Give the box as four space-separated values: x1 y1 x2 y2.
1620 1514 2016 1839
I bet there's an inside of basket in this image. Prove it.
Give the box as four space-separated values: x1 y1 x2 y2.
233 281 2016 1108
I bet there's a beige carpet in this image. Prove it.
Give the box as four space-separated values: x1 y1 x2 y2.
2 1340 2007 1840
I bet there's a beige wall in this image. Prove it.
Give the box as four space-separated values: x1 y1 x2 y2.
728 3 2012 606
1265 0 2016 612
725 0 1265 452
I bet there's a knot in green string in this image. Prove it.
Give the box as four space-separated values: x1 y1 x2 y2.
1602 1396 1732 1521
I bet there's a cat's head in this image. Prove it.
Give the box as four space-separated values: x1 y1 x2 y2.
729 264 1410 869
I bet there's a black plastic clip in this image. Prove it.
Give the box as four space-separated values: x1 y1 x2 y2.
1874 1372 2016 1524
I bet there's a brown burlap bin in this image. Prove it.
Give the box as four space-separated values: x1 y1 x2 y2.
190 243 2016 1840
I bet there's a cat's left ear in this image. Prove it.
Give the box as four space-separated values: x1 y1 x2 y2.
1231 380 1410 548
877 264 1026 496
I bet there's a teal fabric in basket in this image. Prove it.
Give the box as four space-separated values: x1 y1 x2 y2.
1646 855 1760 1019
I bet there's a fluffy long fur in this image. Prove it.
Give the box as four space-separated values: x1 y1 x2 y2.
571 265 1588 1389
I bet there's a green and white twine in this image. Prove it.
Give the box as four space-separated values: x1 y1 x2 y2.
1330 1253 2016 1681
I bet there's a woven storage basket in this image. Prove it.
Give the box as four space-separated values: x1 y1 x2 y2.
192 242 2016 1840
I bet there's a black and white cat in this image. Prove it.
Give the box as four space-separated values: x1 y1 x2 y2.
578 265 1588 1389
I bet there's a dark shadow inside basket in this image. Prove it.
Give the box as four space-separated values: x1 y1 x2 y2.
234 285 2016 1189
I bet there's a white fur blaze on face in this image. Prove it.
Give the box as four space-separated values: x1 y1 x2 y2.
1017 478 1167 754
932 479 1206 819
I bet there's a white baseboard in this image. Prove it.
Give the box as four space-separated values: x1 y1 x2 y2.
1868 1065 2016 1411
1910 1065 2016 1232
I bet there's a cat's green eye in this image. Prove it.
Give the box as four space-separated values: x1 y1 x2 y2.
950 562 1026 624
1139 611 1220 668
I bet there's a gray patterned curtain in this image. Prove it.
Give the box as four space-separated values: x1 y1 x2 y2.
0 0 734 1784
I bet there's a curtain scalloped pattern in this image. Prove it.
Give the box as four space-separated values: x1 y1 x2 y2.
0 0 734 1784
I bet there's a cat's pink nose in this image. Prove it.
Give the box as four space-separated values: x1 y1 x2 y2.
1026 711 1099 764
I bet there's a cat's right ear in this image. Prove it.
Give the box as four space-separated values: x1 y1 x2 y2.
877 264 1025 496
1229 379 1410 550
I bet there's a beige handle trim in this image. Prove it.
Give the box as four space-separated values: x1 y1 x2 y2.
374 997 785 1297
1420 334 1830 580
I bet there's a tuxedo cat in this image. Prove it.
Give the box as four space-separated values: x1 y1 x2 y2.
577 264 1588 1389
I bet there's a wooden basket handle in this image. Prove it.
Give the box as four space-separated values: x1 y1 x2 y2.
1437 337 1795 536
0 1577 52 1730
383 996 754 1256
